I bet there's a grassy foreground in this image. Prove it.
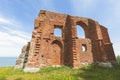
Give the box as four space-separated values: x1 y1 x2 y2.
0 64 120 80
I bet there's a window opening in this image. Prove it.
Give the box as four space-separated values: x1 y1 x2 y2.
82 44 87 52
76 25 85 38
54 28 62 37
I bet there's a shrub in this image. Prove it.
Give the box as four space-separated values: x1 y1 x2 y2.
117 55 120 64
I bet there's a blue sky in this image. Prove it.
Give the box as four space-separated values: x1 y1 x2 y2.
0 0 120 57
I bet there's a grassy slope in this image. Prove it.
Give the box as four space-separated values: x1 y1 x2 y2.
0 64 120 80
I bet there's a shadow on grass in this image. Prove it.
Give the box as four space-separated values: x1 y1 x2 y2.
0 77 6 80
14 77 23 80
72 64 120 80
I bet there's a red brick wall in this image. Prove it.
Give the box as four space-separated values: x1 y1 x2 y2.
25 10 116 69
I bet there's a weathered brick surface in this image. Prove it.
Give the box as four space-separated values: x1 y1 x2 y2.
15 10 116 70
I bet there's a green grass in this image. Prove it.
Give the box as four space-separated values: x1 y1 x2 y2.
0 64 120 80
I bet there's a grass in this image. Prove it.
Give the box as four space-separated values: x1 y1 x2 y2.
0 64 120 80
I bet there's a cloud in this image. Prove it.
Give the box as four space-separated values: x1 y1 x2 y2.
0 17 16 26
0 0 56 57
0 15 23 29
0 17 11 24
2 26 30 40
0 30 29 45
0 31 29 57
0 16 31 57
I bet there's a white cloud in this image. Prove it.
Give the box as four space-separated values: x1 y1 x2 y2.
0 0 57 57
2 26 30 40
0 30 30 57
0 16 22 28
0 16 31 57
0 31 28 45
0 17 11 24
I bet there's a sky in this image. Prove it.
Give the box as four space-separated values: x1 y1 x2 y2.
0 0 120 57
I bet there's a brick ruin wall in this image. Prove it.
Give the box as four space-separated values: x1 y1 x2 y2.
15 10 116 72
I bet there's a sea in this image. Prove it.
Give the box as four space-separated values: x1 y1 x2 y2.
0 57 17 67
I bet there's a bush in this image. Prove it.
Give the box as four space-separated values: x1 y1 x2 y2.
117 55 120 64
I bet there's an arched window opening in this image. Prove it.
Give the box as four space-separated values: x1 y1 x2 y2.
54 28 62 37
76 25 85 38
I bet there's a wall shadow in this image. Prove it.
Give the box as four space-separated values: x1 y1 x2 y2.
71 64 120 80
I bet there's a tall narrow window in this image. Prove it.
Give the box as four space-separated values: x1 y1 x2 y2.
76 25 85 38
82 44 87 52
54 28 62 37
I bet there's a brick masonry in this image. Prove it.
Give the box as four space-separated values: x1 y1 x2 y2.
15 10 116 72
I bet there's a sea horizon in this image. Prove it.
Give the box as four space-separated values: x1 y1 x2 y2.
0 57 17 67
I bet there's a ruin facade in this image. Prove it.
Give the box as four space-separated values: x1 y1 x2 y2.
15 10 116 72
